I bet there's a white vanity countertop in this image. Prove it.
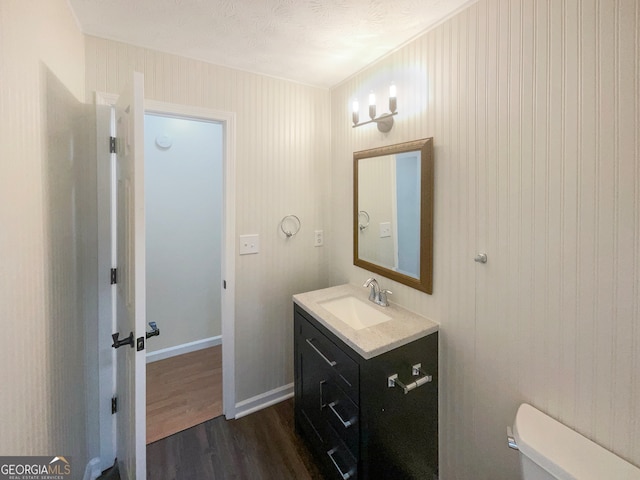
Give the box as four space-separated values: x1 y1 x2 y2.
293 284 439 360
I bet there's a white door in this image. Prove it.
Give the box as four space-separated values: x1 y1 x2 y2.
113 72 146 479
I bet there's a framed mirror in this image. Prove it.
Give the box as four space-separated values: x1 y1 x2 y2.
354 138 434 294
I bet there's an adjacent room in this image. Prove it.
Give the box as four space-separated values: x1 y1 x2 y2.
144 113 224 444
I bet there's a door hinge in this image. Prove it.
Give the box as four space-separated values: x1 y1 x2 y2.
111 396 118 414
110 268 117 285
109 136 117 154
223 280 227 289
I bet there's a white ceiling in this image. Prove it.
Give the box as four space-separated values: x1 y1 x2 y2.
68 0 471 88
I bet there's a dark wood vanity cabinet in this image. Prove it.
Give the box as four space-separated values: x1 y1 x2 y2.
294 304 438 480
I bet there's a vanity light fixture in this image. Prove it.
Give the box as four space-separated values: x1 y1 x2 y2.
351 84 398 133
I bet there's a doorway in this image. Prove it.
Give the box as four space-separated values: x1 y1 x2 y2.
95 92 237 466
144 113 223 443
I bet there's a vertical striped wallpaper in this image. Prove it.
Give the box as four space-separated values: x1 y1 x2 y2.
0 0 89 464
329 0 639 478
84 36 332 402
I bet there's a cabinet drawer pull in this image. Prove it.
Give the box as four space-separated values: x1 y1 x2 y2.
306 338 337 367
327 447 354 479
328 401 354 428
320 380 326 409
388 363 432 394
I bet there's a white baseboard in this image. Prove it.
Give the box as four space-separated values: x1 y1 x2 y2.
146 335 222 363
234 383 294 420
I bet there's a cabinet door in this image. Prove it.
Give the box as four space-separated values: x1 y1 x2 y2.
360 333 438 479
297 318 330 444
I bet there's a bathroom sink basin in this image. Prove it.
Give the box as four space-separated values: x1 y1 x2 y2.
318 296 392 330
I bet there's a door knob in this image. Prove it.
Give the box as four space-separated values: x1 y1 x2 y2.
474 253 488 264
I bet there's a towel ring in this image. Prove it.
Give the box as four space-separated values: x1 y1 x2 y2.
358 211 370 231
280 214 301 238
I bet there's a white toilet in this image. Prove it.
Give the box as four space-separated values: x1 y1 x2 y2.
510 403 640 480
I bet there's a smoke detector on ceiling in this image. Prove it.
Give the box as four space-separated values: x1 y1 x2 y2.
155 134 172 149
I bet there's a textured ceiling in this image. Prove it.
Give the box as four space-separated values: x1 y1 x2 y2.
68 0 472 88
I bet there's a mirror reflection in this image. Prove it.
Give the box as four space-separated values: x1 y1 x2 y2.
354 138 433 294
358 152 421 278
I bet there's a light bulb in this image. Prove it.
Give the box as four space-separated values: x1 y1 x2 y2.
389 83 397 113
368 91 376 120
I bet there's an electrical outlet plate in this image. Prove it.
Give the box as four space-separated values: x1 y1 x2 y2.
314 230 323 247
239 234 259 255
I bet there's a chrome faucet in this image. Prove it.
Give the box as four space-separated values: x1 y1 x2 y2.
363 277 392 307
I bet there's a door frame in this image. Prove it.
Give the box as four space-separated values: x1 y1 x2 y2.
95 92 237 464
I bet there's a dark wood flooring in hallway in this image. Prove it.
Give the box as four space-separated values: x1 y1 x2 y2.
146 398 323 480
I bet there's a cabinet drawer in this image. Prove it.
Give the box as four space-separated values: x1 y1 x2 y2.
323 381 359 458
299 315 359 404
324 423 358 480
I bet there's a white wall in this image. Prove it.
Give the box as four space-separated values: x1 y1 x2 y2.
85 36 332 403
0 0 93 464
145 114 223 352
330 0 640 478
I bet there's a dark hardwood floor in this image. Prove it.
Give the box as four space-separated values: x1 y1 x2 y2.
147 398 323 480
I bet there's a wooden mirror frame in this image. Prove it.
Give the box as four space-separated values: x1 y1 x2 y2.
353 138 434 294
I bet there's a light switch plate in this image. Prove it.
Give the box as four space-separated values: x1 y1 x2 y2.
379 222 392 238
239 234 259 255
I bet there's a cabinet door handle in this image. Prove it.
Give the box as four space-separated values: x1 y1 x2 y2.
328 401 354 428
327 447 354 480
306 338 337 367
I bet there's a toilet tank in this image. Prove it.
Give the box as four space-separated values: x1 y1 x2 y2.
512 403 640 480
